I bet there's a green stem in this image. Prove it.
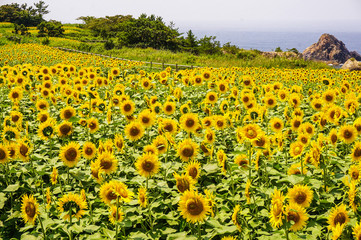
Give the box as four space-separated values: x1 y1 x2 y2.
248 145 252 180
300 158 304 176
115 196 119 240
284 225 289 240
69 207 73 240
146 177 149 190
38 216 47 240
67 167 70 185
197 222 201 240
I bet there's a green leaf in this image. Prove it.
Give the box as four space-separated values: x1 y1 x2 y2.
4 183 20 192
68 116 80 122
103 228 116 239
0 193 7 209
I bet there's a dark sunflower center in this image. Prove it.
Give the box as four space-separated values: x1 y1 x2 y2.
219 85 226 91
256 138 266 147
9 149 15 158
141 160 154 172
143 81 149 87
268 99 274 105
0 149 6 160
355 125 361 132
107 191 117 201
40 115 48 122
331 134 337 143
352 171 359 180
12 115 20 122
240 160 248 167
25 202 36 218
65 148 77 161
292 99 298 105
287 211 300 224
243 96 249 103
244 80 250 86
60 124 71 135
187 199 204 216
325 95 333 102
182 147 194 158
186 119 195 128
20 145 28 156
165 105 173 112
217 120 224 128
113 99 119 105
64 110 73 119
204 120 211 127
189 167 198 179
85 147 93 155
295 191 307 204
12 92 19 99
130 127 140 137
164 123 173 133
124 104 131 112
344 130 353 139
89 122 97 130
100 159 112 170
274 122 281 129
334 213 346 226
157 143 165 152
293 120 301 128
177 179 190 193
306 127 313 134
354 148 361 158
209 95 215 101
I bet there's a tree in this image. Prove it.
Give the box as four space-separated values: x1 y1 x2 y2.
198 35 221 55
181 30 198 54
37 20 64 37
34 1 49 19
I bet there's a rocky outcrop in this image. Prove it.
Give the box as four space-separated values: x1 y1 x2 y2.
341 58 361 71
303 33 361 64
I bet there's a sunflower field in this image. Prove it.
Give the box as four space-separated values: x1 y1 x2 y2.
1 43 361 240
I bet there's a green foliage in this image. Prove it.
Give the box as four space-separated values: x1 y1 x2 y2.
287 47 299 54
37 20 64 37
275 47 283 52
41 37 50 45
222 42 240 55
0 1 48 27
237 49 259 60
197 35 221 55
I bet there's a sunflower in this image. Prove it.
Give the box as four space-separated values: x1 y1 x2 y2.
205 92 218 104
60 106 76 120
349 165 361 182
245 180 251 204
328 204 349 229
270 117 284 133
180 113 200 133
99 180 134 205
120 99 135 116
135 153 160 178
138 187 148 208
201 116 214 129
141 78 152 90
18 139 31 162
161 118 178 135
9 87 23 102
185 160 201 180
232 204 242 232
242 124 262 141
269 189 285 229
339 125 357 144
354 118 361 135
152 135 168 154
87 117 100 133
287 185 313 208
252 132 269 149
180 103 190 115
204 129 215 144
285 203 309 231
0 144 9 164
96 151 117 174
163 101 176 115
124 121 144 141
174 172 195 193
290 141 304 158
311 98 323 111
290 116 303 132
51 167 58 185
329 128 338 146
297 133 310 146
58 193 87 221
90 160 103 183
21 194 39 224
234 154 248 169
57 121 73 137
300 122 315 137
82 142 97 160
353 221 361 240
349 181 358 212
213 115 227 130
10 111 23 126
114 134 124 153
143 144 158 156
326 105 344 125
323 89 336 104
178 190 210 223
351 142 361 162
59 142 81 168
37 111 49 123
177 138 199 162
138 109 156 128
264 93 277 108
108 205 124 224
288 162 307 175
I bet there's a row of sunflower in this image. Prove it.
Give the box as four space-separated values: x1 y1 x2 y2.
1 44 361 239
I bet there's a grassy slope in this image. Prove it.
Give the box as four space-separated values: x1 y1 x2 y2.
0 22 331 69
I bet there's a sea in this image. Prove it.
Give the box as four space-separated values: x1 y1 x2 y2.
188 30 361 54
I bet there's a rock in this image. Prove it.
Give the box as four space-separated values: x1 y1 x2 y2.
302 33 360 64
350 51 361 61
341 58 361 71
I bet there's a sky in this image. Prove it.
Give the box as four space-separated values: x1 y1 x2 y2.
2 0 361 32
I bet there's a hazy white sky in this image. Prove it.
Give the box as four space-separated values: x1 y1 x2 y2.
2 0 361 32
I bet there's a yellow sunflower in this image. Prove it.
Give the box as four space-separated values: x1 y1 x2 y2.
60 106 76 120
18 139 31 162
177 138 199 162
57 121 73 137
349 165 361 182
96 151 117 174
57 193 87 221
213 115 227 130
285 203 309 231
21 194 39 224
51 167 58 185
185 160 201 180
328 204 349 229
269 189 285 229
108 205 124 224
234 154 249 169
161 118 178 135
178 190 210 223
205 92 218 104
180 113 200 133
353 221 361 240
354 118 361 135
59 142 81 168
204 129 215 144
163 101 176 115
37 111 49 123
289 141 304 158
143 144 158 155
270 117 284 133
0 144 9 164
152 135 168 155
9 87 23 102
349 181 358 212
138 109 156 128
2 126 19 142
114 134 125 153
232 204 242 232
87 117 100 133
138 187 148 208
242 124 262 141
351 142 361 162
328 128 339 146
287 184 313 208
90 160 103 183
120 99 135 116
124 121 144 141
135 153 160 178
99 180 134 205
201 116 214 129
174 172 195 193
339 125 357 144
82 141 97 160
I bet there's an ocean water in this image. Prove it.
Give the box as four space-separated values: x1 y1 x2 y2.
189 30 361 54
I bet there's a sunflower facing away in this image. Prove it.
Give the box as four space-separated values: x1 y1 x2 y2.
57 193 87 221
138 187 148 208
178 190 210 224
